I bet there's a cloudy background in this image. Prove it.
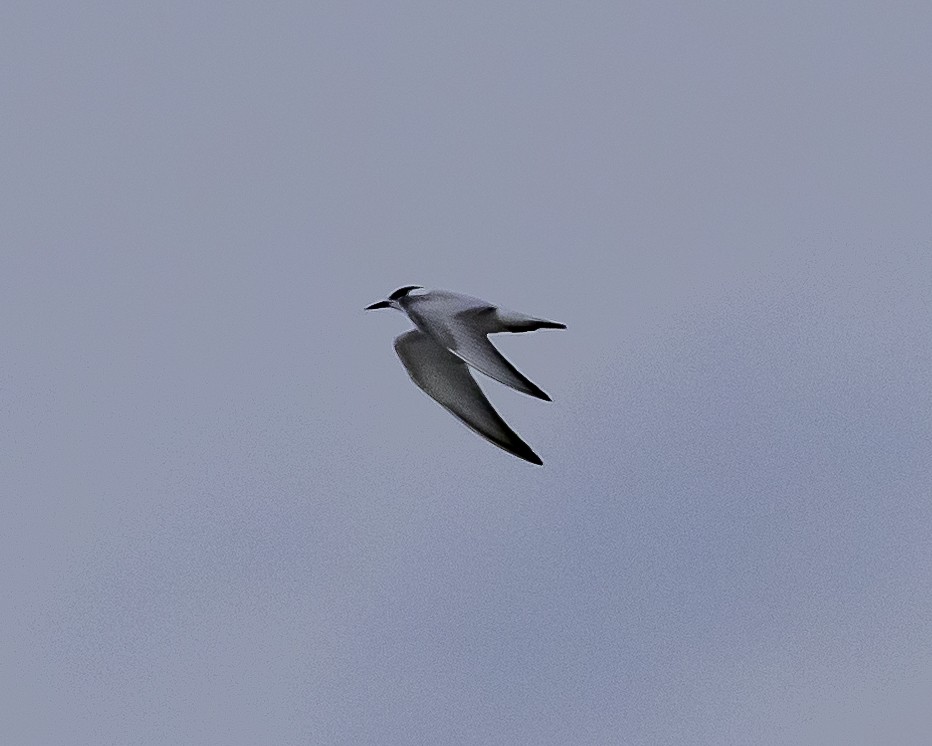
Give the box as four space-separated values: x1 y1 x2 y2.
2 2 931 743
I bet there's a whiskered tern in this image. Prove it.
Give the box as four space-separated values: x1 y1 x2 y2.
365 286 565 465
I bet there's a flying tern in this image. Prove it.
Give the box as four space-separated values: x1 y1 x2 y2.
365 286 565 465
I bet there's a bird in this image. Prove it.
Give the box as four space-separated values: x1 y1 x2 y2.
365 286 565 465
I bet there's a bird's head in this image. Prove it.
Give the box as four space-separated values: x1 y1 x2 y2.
364 285 423 311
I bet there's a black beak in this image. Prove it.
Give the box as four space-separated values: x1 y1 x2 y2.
365 300 391 310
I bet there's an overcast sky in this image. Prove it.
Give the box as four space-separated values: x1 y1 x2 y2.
2 2 931 744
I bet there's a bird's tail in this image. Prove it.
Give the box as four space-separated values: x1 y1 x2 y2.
501 316 566 332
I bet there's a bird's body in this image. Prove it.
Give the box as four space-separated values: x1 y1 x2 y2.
366 286 565 465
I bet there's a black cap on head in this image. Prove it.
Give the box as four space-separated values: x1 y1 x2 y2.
388 285 422 301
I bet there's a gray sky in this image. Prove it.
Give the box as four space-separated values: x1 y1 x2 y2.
2 2 931 744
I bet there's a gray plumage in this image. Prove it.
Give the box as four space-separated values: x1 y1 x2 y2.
366 286 565 465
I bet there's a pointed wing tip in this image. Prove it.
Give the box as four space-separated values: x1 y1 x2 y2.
508 439 543 465
511 446 543 465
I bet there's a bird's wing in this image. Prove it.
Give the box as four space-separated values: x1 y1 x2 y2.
393 330 543 465
407 303 552 401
